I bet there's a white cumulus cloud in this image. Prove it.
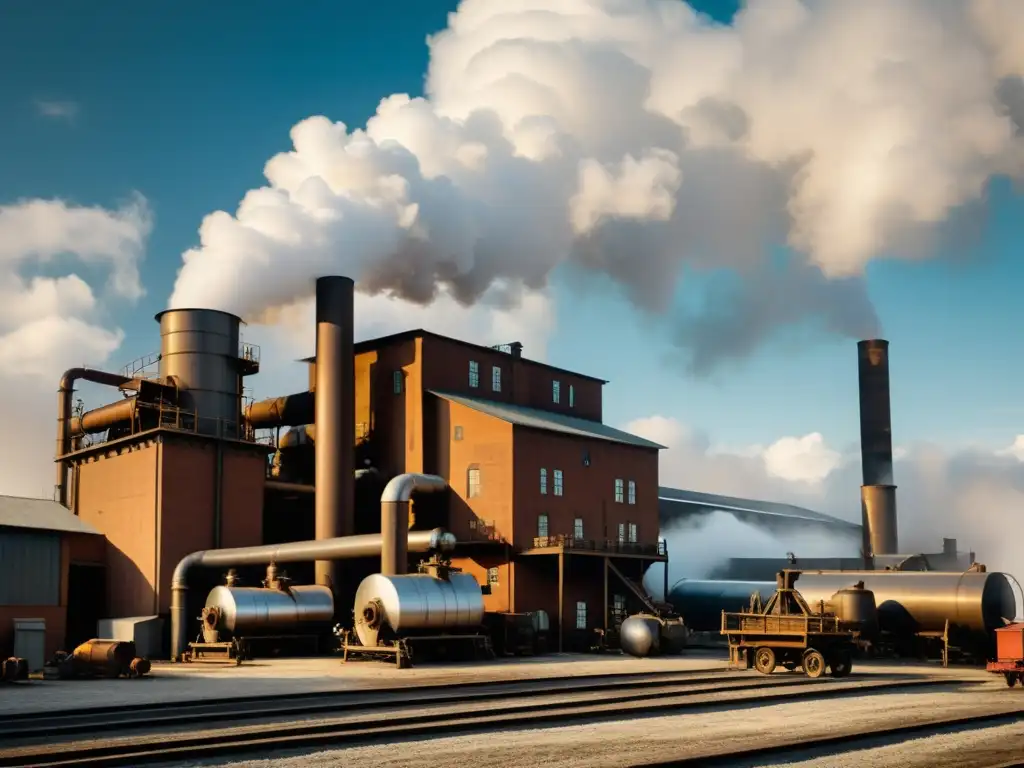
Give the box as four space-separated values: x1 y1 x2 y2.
0 195 152 498
169 0 1024 374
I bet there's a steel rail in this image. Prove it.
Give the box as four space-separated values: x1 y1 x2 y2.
1 677 964 768
0 671 832 741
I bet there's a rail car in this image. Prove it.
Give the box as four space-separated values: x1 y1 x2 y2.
722 570 856 679
986 622 1024 688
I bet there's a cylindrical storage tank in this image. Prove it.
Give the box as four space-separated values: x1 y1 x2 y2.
71 640 137 677
620 615 662 658
826 586 879 635
204 585 335 636
668 580 770 631
669 572 1017 635
156 308 245 438
353 572 484 647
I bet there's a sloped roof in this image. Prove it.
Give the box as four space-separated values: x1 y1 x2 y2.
659 486 859 530
430 391 666 450
0 495 101 535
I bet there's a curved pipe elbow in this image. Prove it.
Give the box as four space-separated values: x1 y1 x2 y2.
172 551 205 591
381 473 447 503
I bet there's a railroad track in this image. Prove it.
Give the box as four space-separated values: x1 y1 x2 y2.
0 673 974 768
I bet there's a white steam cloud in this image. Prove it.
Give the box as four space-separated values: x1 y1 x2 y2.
171 0 1024 371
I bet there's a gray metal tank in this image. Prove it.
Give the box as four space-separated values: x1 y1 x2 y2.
204 585 335 636
826 585 879 634
353 572 484 647
670 571 1018 635
619 614 689 658
156 308 250 438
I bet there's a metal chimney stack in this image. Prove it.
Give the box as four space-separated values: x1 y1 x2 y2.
314 276 356 593
857 339 898 559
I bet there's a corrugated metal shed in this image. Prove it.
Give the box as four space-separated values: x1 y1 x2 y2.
659 486 859 530
0 529 60 605
429 391 666 450
0 494 100 535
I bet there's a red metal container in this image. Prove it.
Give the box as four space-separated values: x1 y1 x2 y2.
994 622 1024 662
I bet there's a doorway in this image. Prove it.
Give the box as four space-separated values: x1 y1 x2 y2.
66 563 106 649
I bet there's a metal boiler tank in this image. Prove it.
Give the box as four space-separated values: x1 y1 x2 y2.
203 584 335 638
156 308 248 438
353 572 485 647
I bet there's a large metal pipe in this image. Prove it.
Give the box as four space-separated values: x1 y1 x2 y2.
169 528 456 659
246 392 314 429
69 398 138 436
314 276 356 592
55 368 131 507
381 474 448 576
670 570 1018 635
857 339 898 556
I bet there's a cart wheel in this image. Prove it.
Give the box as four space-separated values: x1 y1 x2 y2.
754 647 776 675
803 649 826 679
830 650 853 678
1006 673 1018 688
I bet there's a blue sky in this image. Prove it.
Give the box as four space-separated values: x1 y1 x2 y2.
3 0 1023 453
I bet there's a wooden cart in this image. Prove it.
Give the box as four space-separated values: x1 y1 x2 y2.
721 570 856 679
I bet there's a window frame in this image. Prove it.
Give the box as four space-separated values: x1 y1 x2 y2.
552 379 561 404
492 365 502 392
627 480 636 505
573 517 584 539
393 370 403 394
469 360 480 388
538 513 549 538
614 478 624 503
467 465 482 498
576 600 587 630
553 469 564 496
569 385 575 408
628 522 638 543
540 467 548 495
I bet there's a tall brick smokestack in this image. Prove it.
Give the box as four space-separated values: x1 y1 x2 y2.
857 339 898 559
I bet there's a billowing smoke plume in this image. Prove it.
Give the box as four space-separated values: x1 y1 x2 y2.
170 0 1024 371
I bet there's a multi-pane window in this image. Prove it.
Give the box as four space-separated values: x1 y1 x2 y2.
492 365 502 392
618 523 625 544
573 517 584 539
614 478 624 503
487 567 499 585
552 380 561 404
538 513 549 538
569 385 575 408
540 468 548 495
467 467 481 498
469 360 480 388
454 426 464 441
393 370 403 394
613 594 626 621
628 480 636 505
576 601 588 630
628 522 638 543
553 469 564 496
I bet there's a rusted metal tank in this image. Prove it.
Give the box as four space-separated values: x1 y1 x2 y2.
59 640 150 679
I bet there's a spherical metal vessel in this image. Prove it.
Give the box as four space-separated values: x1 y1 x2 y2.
670 571 1017 634
619 615 662 658
204 585 335 635
353 572 484 647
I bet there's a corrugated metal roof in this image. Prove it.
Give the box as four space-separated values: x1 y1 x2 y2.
658 486 859 530
429 391 666 450
0 495 101 535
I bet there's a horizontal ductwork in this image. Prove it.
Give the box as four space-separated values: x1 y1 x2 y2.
245 392 314 429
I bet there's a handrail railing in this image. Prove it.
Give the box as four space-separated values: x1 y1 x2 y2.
531 535 667 557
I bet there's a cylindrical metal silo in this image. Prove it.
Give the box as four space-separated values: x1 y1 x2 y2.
857 339 899 556
156 309 245 438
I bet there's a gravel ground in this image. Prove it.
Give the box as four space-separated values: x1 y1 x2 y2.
181 683 1024 768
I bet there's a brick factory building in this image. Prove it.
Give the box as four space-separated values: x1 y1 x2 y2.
52 280 667 657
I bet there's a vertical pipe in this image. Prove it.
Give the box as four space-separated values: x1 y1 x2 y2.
314 276 356 592
213 442 224 549
380 502 407 576
857 339 899 557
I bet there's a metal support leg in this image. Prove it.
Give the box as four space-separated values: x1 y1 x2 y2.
603 556 609 632
558 552 564 653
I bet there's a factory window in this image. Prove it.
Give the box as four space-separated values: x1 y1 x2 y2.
492 365 502 392
553 379 561 403
553 469 563 496
576 601 588 629
628 522 638 543
454 426 464 441
469 360 480 388
613 594 626 616
617 523 625 544
487 567 499 585
538 513 549 538
569 385 575 408
614 478 624 503
393 370 403 394
540 468 548 495
573 517 584 539
628 480 636 505
467 466 481 498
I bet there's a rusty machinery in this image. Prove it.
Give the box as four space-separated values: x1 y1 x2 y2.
1 657 29 684
45 640 151 680
721 570 860 678
987 622 1024 688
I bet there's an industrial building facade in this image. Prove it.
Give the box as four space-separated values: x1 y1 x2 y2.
55 296 667 655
